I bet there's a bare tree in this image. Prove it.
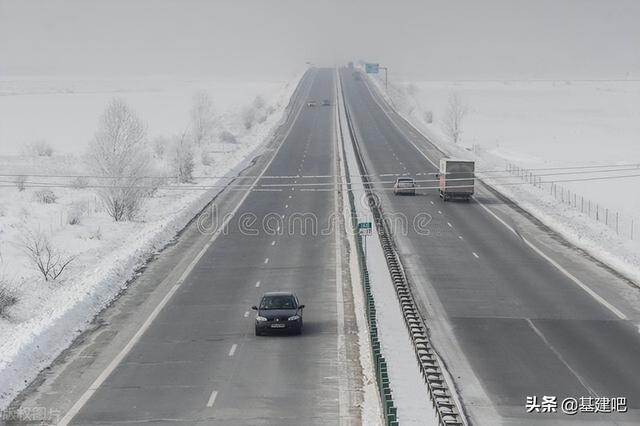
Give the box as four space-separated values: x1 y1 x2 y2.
171 131 195 183
22 229 75 282
88 98 151 221
443 93 468 144
190 91 216 145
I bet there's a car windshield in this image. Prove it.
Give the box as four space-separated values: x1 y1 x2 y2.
260 295 297 310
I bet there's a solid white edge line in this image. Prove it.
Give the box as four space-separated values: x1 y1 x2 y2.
334 69 351 426
521 235 627 320
206 390 219 408
57 70 314 426
474 196 626 319
228 344 238 357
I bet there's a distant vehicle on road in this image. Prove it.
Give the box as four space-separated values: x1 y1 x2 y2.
322 99 331 106
393 177 416 195
307 100 317 107
252 292 304 335
438 159 475 201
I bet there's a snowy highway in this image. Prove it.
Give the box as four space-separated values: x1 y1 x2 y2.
6 67 640 425
340 68 640 425
8 69 363 425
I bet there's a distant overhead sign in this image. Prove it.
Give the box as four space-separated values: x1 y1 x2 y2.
358 222 373 236
365 63 379 74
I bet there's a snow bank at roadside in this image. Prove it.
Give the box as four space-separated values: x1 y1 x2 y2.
0 72 303 409
367 73 640 286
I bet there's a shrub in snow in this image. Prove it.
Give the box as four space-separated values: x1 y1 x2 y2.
171 133 195 183
219 130 237 144
242 107 257 130
23 140 54 157
70 176 89 189
66 202 86 225
21 229 75 282
15 175 27 191
190 91 216 146
0 282 18 318
34 189 57 204
87 98 151 222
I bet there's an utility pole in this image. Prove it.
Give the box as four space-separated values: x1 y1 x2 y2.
379 66 388 89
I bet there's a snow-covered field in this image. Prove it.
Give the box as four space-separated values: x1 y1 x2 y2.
0 73 302 408
0 76 296 155
380 79 640 216
368 74 640 284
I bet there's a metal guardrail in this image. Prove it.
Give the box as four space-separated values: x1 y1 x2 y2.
339 71 465 426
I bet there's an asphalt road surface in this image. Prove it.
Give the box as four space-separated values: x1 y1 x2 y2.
9 68 362 426
339 68 640 425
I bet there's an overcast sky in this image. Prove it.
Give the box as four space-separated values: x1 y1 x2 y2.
1 0 638 80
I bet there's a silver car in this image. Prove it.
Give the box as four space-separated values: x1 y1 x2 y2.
393 177 416 195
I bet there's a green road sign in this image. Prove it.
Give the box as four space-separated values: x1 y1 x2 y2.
365 63 379 74
358 222 373 236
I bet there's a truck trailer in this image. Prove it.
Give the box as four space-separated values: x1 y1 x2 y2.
438 159 475 201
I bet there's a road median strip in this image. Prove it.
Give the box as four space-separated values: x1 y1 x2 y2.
339 69 465 426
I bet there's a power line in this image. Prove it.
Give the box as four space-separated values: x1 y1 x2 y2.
1 161 638 181
3 170 640 191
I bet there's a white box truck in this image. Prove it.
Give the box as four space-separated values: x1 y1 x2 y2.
438 159 475 201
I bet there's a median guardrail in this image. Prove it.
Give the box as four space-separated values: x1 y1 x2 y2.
339 70 465 426
337 74 400 426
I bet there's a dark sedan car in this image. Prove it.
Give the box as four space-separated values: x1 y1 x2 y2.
252 292 304 336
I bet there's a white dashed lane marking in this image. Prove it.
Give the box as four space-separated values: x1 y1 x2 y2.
228 344 238 357
255 280 261 287
206 390 218 408
472 252 480 259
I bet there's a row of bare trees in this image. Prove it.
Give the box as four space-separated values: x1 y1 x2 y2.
87 91 219 221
